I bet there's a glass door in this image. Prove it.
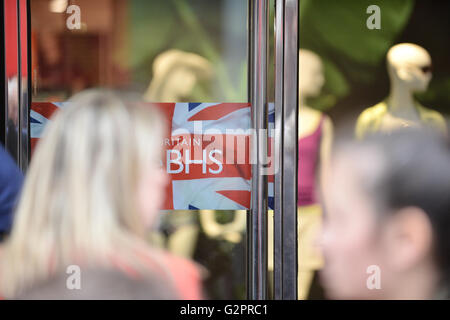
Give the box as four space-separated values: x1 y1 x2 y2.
2 0 299 300
29 0 251 300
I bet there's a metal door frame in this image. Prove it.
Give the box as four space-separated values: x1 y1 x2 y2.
2 0 30 171
248 0 298 300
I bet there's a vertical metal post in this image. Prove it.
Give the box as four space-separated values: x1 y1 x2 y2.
18 0 30 172
4 0 20 163
282 0 299 299
273 0 284 300
274 0 299 300
248 0 269 300
3 0 29 171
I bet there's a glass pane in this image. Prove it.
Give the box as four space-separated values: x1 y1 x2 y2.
30 0 247 102
297 1 450 300
30 0 248 299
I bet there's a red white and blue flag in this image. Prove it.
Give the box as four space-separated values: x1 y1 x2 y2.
31 102 275 210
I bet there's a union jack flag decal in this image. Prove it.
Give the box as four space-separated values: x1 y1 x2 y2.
31 102 275 210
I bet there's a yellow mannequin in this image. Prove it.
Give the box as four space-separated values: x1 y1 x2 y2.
145 49 212 259
199 210 246 244
145 49 212 102
146 50 247 258
356 43 447 139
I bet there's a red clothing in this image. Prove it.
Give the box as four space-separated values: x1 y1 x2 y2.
0 246 204 300
298 116 324 206
160 253 204 300
110 247 204 300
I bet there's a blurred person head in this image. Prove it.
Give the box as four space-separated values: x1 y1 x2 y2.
321 128 450 299
0 89 171 298
299 49 324 99
387 43 432 93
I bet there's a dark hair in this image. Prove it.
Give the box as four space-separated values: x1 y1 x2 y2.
341 128 450 284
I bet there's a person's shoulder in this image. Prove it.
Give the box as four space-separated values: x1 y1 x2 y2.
0 145 15 164
116 245 205 299
161 251 205 279
158 251 206 299
137 246 204 278
0 145 23 180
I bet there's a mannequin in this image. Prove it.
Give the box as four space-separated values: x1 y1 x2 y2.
146 50 247 259
145 49 213 258
199 210 246 244
144 49 212 102
356 43 447 139
296 50 333 299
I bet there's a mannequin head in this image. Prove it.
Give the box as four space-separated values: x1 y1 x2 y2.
387 43 432 93
299 49 325 99
145 49 212 102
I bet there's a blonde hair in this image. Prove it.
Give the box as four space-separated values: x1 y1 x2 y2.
0 89 168 297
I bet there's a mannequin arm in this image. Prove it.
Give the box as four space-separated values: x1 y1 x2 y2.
355 111 371 140
199 210 223 237
199 210 246 239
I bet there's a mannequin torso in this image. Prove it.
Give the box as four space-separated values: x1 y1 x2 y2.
356 43 447 139
356 100 446 139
